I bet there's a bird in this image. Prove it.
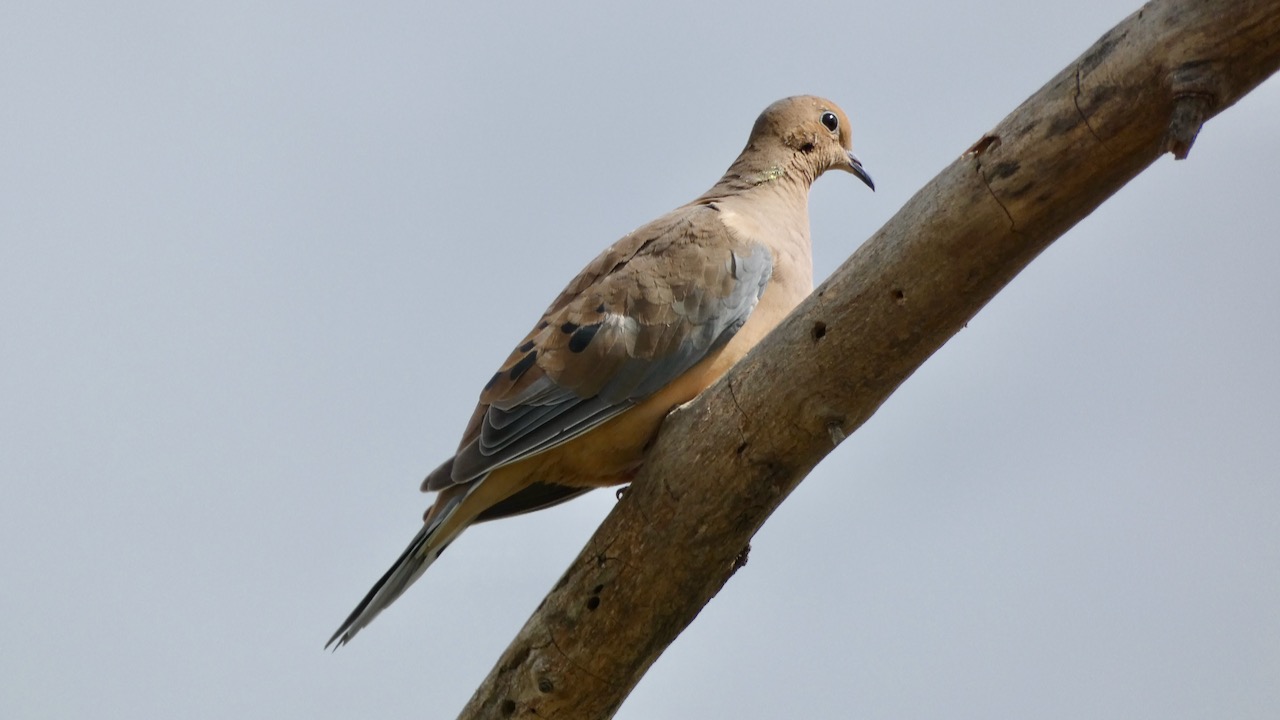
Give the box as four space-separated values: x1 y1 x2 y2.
328 95 873 648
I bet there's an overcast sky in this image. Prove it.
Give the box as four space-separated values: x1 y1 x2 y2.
3 2 1277 718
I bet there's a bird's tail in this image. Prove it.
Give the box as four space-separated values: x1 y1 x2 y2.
326 491 468 649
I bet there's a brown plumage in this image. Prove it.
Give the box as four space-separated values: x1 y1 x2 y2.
328 95 873 648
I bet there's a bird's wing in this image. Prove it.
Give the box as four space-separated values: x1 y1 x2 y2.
423 203 773 491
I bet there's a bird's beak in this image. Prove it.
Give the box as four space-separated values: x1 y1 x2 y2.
847 151 875 191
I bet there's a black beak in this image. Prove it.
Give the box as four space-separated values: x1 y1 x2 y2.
847 151 874 191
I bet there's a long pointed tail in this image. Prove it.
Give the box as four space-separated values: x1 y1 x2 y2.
326 493 466 649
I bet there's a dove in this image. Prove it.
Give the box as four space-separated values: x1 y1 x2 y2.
328 95 873 648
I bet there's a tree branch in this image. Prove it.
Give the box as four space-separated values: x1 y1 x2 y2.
459 1 1280 717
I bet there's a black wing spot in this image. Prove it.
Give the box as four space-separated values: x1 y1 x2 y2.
483 371 503 391
508 351 538 381
568 323 600 353
595 303 606 313
560 321 579 334
518 340 536 353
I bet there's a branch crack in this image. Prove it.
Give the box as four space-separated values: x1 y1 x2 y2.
974 156 1018 232
725 376 751 440
546 629 614 687
1073 65 1106 145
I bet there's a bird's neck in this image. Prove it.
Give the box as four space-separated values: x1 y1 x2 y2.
696 161 815 294
697 147 817 201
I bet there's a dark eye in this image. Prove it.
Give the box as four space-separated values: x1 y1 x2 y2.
820 111 839 132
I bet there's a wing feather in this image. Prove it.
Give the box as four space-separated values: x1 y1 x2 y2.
424 204 773 490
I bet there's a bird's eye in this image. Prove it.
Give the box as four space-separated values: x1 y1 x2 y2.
820 111 839 133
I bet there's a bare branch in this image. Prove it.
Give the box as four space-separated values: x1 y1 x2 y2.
460 1 1280 717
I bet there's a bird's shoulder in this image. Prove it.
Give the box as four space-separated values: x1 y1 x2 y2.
538 200 750 318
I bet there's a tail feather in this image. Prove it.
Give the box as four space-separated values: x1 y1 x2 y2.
326 492 467 649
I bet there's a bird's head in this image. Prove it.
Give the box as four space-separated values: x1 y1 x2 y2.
749 95 874 190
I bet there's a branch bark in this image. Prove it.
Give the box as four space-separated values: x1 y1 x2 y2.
460 1 1280 717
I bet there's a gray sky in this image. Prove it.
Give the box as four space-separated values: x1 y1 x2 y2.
3 2 1277 718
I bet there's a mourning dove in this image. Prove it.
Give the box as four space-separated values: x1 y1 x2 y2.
327 95 873 648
